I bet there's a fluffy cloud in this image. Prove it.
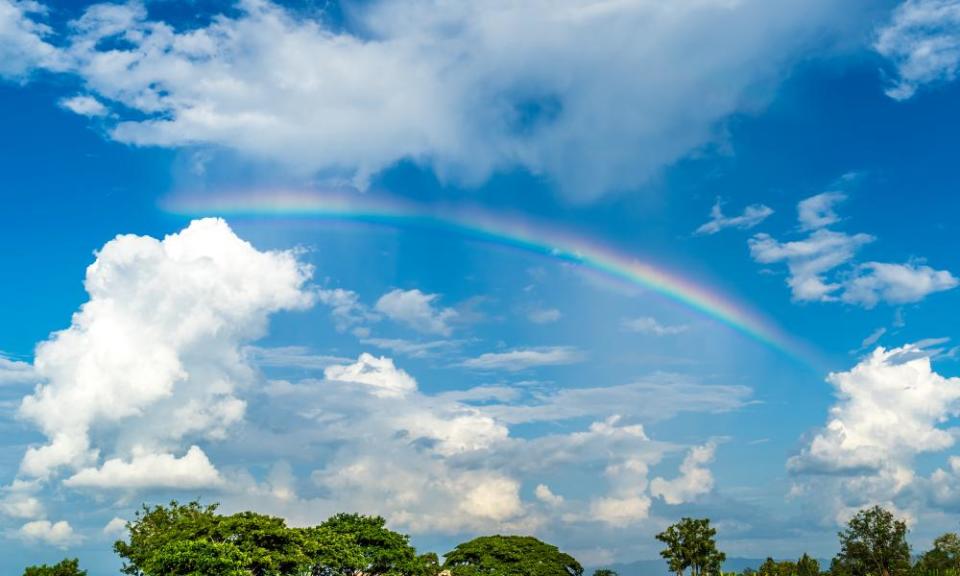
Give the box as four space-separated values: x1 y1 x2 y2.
317 288 376 333
790 343 960 520
10 0 875 198
461 346 584 371
18 519 80 548
0 0 61 79
695 200 773 235
16 218 314 486
621 317 688 336
375 289 457 335
789 344 960 475
535 484 565 507
59 94 108 117
650 443 716 504
324 353 418 399
875 0 960 100
102 517 127 537
64 446 223 490
750 190 956 306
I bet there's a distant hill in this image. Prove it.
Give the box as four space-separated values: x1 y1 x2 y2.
595 557 830 576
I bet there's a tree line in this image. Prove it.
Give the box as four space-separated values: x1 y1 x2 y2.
21 502 960 576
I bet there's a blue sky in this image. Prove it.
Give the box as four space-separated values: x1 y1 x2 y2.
2 0 960 573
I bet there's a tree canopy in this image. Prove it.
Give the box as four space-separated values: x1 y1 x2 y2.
22 559 87 576
656 518 726 576
833 505 910 576
443 535 583 576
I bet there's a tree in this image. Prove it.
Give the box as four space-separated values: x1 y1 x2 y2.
22 559 87 576
916 533 960 573
833 506 910 576
443 535 583 576
656 518 726 576
796 553 820 576
319 513 430 576
593 570 619 576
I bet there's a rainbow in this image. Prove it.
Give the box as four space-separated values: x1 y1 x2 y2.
163 190 805 360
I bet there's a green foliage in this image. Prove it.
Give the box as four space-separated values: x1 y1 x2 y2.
593 570 619 576
319 513 430 576
833 506 911 576
141 540 248 576
443 535 583 576
22 558 87 576
656 518 727 576
916 534 960 574
796 554 820 576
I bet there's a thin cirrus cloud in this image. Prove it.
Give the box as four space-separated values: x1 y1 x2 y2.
695 199 774 235
1 0 880 199
461 346 585 372
621 316 689 336
875 0 960 100
749 189 957 306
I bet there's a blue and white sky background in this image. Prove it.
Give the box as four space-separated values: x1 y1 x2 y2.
3 0 960 572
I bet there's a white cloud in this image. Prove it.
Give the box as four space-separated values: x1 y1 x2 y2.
0 0 61 79
0 353 37 385
875 0 960 100
9 0 876 198
103 517 127 537
19 520 80 548
621 316 688 336
324 353 418 399
535 483 564 507
789 344 960 476
0 482 43 519
842 261 959 307
527 307 562 324
360 337 463 358
650 442 716 504
317 288 376 332
16 218 314 485
462 346 584 371
695 199 773 235
749 189 956 306
797 191 846 231
64 446 223 490
59 94 108 117
375 289 457 336
246 346 349 371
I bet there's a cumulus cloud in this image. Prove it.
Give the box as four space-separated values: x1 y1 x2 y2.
64 446 223 490
103 516 127 537
323 353 418 399
19 519 80 548
16 218 314 486
789 344 960 476
0 0 61 79
621 317 688 336
317 288 376 333
651 443 716 504
5 0 876 198
790 343 960 520
375 289 457 336
750 189 956 306
461 346 584 371
695 199 773 235
875 0 960 100
535 484 564 507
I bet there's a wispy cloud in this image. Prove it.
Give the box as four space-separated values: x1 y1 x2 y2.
461 346 585 372
621 317 688 336
696 199 773 235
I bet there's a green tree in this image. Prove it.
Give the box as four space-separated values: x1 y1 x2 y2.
141 540 248 576
796 554 820 576
916 533 960 573
319 513 429 576
22 558 87 576
593 570 619 576
833 506 910 576
656 518 726 576
443 535 583 576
